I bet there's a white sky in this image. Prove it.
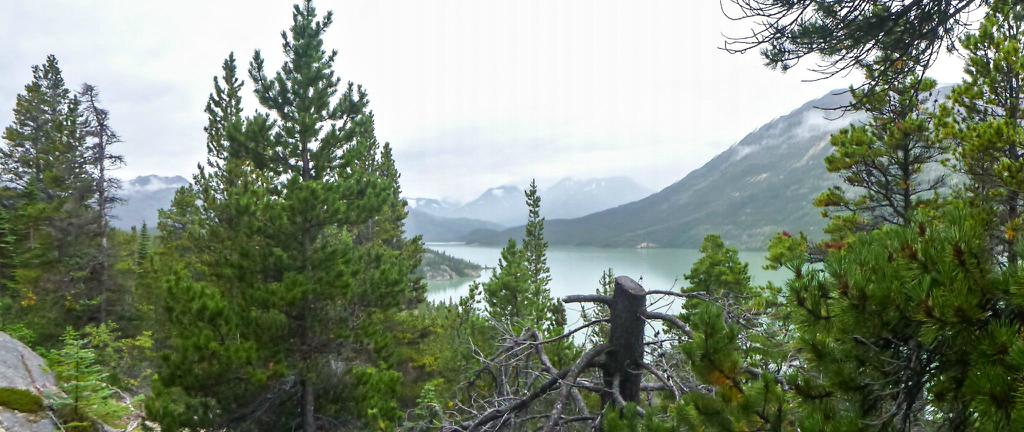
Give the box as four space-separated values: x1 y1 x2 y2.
0 0 967 202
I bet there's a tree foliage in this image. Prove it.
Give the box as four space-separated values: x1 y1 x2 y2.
939 0 1024 263
816 59 946 239
148 2 422 430
724 0 985 89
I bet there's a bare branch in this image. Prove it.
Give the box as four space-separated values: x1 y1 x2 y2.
642 311 693 338
454 344 610 432
563 294 612 306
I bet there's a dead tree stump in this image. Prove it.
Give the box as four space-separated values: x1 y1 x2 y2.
601 275 647 407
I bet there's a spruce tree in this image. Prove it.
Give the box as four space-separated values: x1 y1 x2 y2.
134 223 149 269
0 55 104 341
48 327 128 426
78 83 126 324
480 180 564 337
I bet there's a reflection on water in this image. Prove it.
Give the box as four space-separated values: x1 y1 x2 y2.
426 244 789 326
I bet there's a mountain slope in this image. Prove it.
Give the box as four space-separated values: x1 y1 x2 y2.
407 197 459 215
466 90 865 250
405 209 504 242
111 175 189 229
456 185 526 226
541 177 653 220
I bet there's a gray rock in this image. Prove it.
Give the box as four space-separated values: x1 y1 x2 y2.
0 332 59 432
0 409 57 432
0 333 58 394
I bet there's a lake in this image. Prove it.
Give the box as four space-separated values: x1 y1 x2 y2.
426 243 789 326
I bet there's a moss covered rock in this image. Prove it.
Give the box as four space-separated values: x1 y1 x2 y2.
0 387 44 413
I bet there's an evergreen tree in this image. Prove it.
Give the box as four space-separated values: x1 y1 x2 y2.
782 202 1024 431
134 223 149 269
480 239 531 332
724 0 982 89
522 180 565 337
579 268 614 347
145 55 258 430
480 181 564 337
48 327 129 427
939 0 1024 264
674 235 793 431
78 83 126 324
0 55 103 342
150 2 422 430
816 59 946 239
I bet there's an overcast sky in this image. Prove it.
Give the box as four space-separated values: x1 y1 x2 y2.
0 1 968 202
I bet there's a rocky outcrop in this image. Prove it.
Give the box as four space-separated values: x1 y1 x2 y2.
0 332 59 432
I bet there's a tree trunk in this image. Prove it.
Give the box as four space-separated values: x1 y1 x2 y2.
97 132 108 323
302 375 315 432
601 276 646 407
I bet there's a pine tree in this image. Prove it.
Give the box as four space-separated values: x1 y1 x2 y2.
674 235 792 431
522 180 565 337
148 50 280 432
781 202 1024 431
579 268 614 347
481 238 532 332
150 2 422 430
724 0 981 89
815 58 946 239
0 204 16 327
779 5 1024 429
939 0 1024 264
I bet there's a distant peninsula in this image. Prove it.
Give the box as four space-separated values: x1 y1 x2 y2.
418 248 483 282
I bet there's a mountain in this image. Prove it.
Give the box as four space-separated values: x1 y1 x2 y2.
409 177 654 227
407 185 525 226
407 197 458 215
111 175 189 229
405 209 504 242
456 185 528 226
541 177 652 220
465 90 870 250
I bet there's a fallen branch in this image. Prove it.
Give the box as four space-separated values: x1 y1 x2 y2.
453 344 610 432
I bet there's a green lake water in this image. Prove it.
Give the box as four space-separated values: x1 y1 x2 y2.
426 243 788 326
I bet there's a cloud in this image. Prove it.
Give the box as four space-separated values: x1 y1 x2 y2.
0 0 967 202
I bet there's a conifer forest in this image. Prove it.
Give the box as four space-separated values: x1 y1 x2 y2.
5 1 1024 431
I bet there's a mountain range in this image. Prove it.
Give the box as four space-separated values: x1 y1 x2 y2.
111 88 939 250
408 177 652 228
465 90 868 249
110 174 652 242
